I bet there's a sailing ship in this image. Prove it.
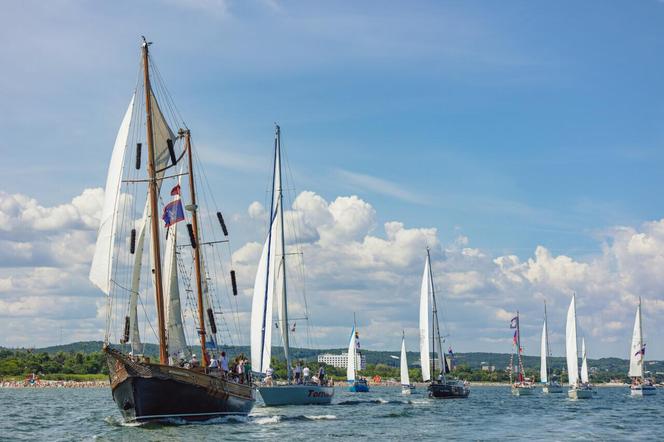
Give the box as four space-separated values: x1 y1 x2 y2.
419 248 470 399
540 302 562 394
565 294 593 399
251 125 334 406
629 298 656 396
509 312 534 396
400 331 415 395
347 315 369 392
90 38 255 422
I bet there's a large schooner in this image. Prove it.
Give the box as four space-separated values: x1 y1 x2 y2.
419 248 469 399
250 125 334 405
89 38 255 423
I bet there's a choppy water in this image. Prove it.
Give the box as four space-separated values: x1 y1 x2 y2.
0 386 661 441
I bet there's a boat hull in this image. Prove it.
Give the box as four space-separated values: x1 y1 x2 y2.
631 385 657 396
428 380 470 399
542 385 563 394
511 386 534 396
106 348 255 423
568 387 593 399
348 380 369 392
401 385 415 395
258 384 334 406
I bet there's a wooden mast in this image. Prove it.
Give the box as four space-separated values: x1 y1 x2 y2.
142 37 168 365
184 129 207 364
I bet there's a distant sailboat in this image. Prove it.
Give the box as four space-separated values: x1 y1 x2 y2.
251 125 334 406
419 248 469 399
565 294 593 399
347 315 369 392
400 331 415 395
540 302 562 394
629 298 656 396
510 311 534 396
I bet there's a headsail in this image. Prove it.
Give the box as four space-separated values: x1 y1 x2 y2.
629 300 644 378
90 94 135 294
250 200 280 374
128 200 149 354
540 320 548 384
419 257 431 382
347 326 357 382
565 295 579 387
580 338 589 384
400 334 410 387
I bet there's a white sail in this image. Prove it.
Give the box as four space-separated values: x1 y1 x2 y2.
199 255 216 348
540 320 548 384
565 295 579 387
419 257 431 382
400 335 410 386
163 224 190 362
250 199 280 374
347 326 357 382
128 200 149 354
629 301 644 378
580 338 589 384
90 94 135 294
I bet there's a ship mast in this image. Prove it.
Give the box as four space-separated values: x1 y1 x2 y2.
142 37 168 365
184 129 207 364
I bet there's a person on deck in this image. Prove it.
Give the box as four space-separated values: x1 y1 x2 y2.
237 359 245 383
244 359 252 383
220 351 229 374
294 362 302 384
265 367 274 386
318 365 326 385
303 365 310 383
208 353 219 371
190 354 199 368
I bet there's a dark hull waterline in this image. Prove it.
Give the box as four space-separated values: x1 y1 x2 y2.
428 381 470 399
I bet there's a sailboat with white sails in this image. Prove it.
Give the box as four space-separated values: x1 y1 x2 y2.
419 248 469 399
540 302 562 394
400 331 415 395
629 298 656 396
347 315 369 392
565 294 593 399
251 125 334 406
90 38 255 422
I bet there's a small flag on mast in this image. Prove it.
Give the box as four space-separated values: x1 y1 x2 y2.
162 200 185 227
170 184 181 196
510 317 518 329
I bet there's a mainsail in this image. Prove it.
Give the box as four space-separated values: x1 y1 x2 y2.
565 295 579 387
90 95 135 294
400 334 410 387
347 326 357 382
419 257 431 382
580 338 589 384
629 300 644 378
540 320 548 384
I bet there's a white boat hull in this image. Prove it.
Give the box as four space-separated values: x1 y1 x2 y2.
543 384 563 394
511 386 534 396
568 387 593 399
631 385 656 396
258 384 334 406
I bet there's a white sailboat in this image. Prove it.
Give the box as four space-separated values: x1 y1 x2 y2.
419 248 469 399
629 298 656 396
252 125 334 406
541 302 562 394
400 331 415 395
347 315 369 392
565 294 593 399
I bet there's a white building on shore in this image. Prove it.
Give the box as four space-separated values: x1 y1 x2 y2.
317 352 366 370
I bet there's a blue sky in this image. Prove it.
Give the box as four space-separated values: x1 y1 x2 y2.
2 0 664 358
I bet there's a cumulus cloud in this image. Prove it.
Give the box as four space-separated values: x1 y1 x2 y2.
3 186 664 358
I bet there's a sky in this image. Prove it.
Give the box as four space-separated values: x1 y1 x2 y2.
2 0 664 359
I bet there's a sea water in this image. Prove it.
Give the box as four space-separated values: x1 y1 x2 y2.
0 386 661 441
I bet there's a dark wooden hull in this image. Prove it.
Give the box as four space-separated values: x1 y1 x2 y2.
428 380 470 399
105 348 255 423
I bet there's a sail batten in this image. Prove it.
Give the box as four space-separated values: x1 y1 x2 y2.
419 257 431 382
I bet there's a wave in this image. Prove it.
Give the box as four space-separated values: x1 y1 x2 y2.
338 399 411 406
